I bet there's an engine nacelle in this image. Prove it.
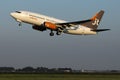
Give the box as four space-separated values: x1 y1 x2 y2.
32 25 46 31
44 22 57 30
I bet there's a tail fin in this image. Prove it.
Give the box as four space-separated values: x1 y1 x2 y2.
81 10 104 30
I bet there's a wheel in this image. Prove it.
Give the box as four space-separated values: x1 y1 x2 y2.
19 22 22 26
50 32 54 36
56 31 61 35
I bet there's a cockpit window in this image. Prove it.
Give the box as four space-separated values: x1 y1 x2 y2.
15 11 21 13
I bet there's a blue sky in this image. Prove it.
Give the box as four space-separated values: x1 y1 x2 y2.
0 0 120 70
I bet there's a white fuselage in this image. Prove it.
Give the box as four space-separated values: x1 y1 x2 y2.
10 11 96 35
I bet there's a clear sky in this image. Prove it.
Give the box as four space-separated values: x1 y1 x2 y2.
0 0 120 70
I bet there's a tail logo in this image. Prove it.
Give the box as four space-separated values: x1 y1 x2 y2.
92 18 99 26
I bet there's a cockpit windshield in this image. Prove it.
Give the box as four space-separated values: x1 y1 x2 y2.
15 11 21 13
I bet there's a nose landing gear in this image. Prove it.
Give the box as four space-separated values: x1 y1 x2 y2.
19 22 22 26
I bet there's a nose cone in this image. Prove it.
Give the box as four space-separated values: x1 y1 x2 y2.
10 12 19 20
10 13 15 17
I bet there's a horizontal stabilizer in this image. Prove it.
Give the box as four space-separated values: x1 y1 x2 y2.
92 29 110 32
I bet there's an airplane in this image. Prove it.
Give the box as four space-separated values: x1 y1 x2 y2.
10 10 110 36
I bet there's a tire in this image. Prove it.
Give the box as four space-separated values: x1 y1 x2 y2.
50 32 54 36
56 31 61 35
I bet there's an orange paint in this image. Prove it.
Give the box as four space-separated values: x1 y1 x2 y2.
45 22 57 30
91 13 98 21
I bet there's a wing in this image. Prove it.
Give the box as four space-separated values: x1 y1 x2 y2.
56 19 92 28
55 11 100 28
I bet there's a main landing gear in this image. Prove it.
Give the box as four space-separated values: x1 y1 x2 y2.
56 31 61 35
50 30 54 36
49 30 62 36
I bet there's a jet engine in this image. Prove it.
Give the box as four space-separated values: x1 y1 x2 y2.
44 22 57 30
32 25 46 31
